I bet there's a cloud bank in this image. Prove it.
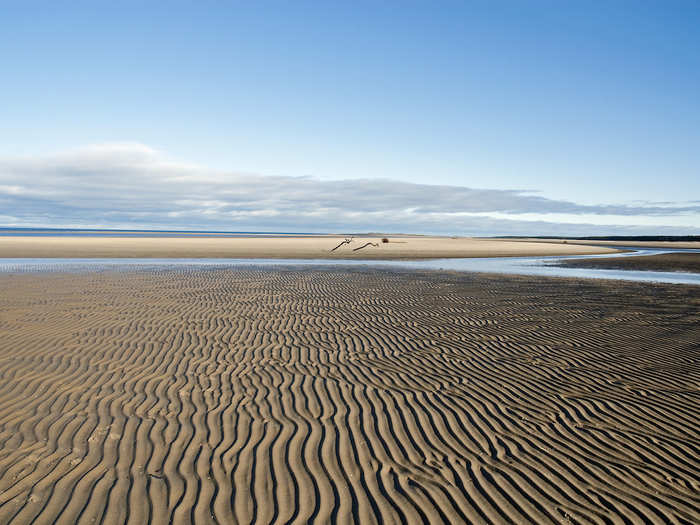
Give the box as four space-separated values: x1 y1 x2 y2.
1 143 698 236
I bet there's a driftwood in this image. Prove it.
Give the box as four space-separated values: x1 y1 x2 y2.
352 242 379 252
330 237 353 252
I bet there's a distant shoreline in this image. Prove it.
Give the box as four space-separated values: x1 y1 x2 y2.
504 237 700 250
0 227 331 237
497 235 700 242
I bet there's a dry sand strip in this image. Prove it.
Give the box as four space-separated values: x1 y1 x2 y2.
0 267 698 524
0 235 617 259
513 238 700 250
558 253 700 274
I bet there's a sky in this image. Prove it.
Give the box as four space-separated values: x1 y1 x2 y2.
1 1 699 235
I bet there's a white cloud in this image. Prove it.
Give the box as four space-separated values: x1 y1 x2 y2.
1 143 698 236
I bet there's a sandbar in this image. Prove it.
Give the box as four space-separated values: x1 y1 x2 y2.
513 238 700 250
0 235 618 258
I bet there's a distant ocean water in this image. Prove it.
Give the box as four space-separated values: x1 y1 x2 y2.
0 228 326 238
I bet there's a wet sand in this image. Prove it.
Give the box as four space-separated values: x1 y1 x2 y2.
0 235 617 259
559 252 700 273
0 267 698 524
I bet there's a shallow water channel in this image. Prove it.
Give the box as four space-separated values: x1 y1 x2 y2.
1 247 698 285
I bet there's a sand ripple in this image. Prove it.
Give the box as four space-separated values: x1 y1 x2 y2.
0 267 698 524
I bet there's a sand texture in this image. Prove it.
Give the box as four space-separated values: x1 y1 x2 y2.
517 239 700 250
0 267 698 524
559 253 700 273
0 235 617 259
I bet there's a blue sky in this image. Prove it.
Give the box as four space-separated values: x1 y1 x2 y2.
1 1 699 235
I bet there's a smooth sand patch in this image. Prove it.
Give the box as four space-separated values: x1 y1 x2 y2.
0 235 618 258
514 238 700 250
0 268 698 523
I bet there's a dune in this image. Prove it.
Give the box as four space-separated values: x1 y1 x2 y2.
0 235 618 259
0 266 698 523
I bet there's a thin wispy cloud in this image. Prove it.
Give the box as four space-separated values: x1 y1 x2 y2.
1 143 698 235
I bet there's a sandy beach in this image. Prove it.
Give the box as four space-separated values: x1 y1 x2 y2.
0 266 697 523
516 238 700 250
0 235 618 259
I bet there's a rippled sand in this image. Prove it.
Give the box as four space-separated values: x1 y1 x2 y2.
0 267 698 524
